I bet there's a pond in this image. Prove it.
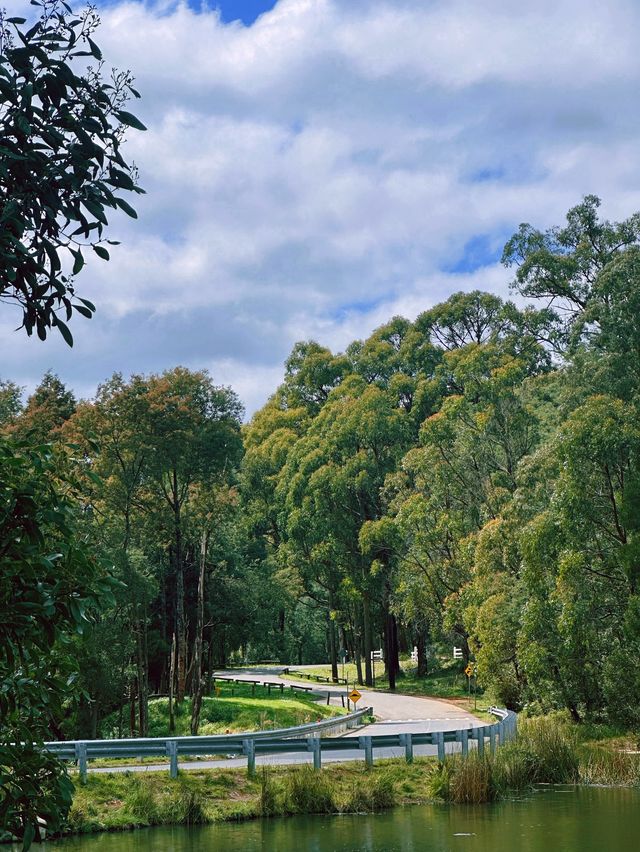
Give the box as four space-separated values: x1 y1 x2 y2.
35 786 639 851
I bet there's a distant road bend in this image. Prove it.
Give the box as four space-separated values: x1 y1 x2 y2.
90 665 481 775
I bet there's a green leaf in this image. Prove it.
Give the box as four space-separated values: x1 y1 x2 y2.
71 249 84 275
54 318 73 347
115 110 147 131
87 38 103 60
115 197 138 219
93 245 110 261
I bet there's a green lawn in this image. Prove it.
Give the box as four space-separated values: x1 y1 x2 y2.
101 680 340 740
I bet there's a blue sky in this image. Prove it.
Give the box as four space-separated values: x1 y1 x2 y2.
2 0 640 415
214 0 279 25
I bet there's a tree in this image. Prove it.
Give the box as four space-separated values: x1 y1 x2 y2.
12 371 76 442
0 1 145 343
0 437 114 845
0 378 22 428
141 368 243 702
503 195 640 342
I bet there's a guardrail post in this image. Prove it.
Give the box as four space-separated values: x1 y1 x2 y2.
359 735 373 767
436 731 445 761
489 725 497 754
476 728 485 757
399 732 413 764
308 736 321 770
460 728 469 757
243 738 256 777
75 742 87 784
498 721 505 745
166 740 178 779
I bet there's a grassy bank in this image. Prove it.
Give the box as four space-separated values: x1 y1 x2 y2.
65 762 416 835
59 715 640 839
101 681 339 739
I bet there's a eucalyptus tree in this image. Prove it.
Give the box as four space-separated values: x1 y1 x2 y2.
503 195 640 344
278 375 410 685
141 368 243 701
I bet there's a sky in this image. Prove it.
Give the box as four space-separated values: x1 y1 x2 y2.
2 0 640 417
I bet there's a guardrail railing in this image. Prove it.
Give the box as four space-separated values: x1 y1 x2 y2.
44 705 372 782
45 707 517 782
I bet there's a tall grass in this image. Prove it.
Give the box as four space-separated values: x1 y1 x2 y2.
259 766 397 816
428 716 591 804
579 745 640 786
428 754 496 804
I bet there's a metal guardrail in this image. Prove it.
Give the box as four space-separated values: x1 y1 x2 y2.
45 706 516 782
44 705 372 782
284 668 348 685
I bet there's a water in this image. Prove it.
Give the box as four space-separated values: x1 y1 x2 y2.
36 787 640 851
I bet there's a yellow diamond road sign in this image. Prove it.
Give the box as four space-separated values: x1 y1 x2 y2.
348 688 362 704
465 664 474 677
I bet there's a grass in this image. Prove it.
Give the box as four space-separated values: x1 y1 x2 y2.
101 680 340 740
59 714 640 839
426 715 640 804
64 761 419 836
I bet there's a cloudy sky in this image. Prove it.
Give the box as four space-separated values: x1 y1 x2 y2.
3 0 640 416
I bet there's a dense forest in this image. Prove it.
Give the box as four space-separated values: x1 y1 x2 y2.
3 196 640 755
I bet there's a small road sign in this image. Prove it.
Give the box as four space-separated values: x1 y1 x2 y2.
348 688 362 704
453 646 463 659
465 664 474 677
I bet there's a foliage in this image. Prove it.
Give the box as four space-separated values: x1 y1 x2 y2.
0 0 145 343
0 436 114 845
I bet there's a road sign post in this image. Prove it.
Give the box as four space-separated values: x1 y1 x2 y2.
465 663 473 705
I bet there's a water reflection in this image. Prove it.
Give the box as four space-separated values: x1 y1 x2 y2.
36 786 640 851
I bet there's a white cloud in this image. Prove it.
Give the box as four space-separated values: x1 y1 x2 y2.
3 0 640 415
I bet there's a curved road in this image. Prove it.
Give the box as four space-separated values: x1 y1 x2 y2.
216 666 482 733
89 666 481 775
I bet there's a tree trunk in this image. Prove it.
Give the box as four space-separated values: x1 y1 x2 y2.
90 698 98 739
416 629 428 677
384 608 396 691
136 616 148 736
168 632 176 734
328 611 339 682
190 530 208 735
363 594 373 687
173 472 186 702
129 679 136 737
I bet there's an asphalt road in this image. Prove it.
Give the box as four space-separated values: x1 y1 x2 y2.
88 666 482 775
